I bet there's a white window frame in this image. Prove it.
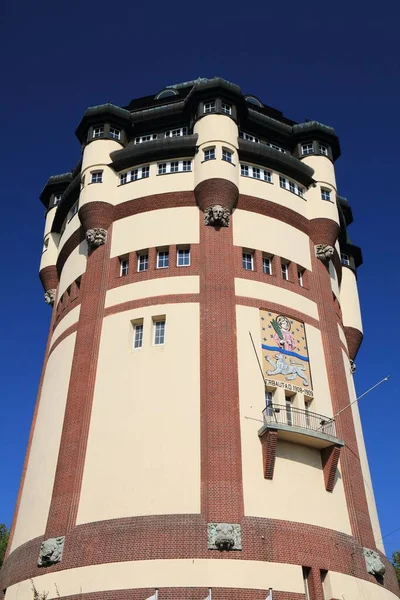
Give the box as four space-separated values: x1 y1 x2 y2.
341 253 350 266
120 257 129 276
157 249 169 269
222 148 233 163
242 251 254 271
301 142 314 155
177 247 190 267
265 390 274 417
119 165 150 184
165 127 187 138
298 269 304 287
153 319 166 346
239 131 260 143
134 133 157 144
93 126 104 139
157 160 192 175
321 188 331 201
137 252 149 272
54 194 62 205
204 101 216 114
133 322 143 349
285 395 293 426
264 141 286 153
91 170 103 184
240 163 272 182
279 175 304 198
204 147 216 161
281 261 289 280
319 144 328 156
221 102 232 115
109 127 121 140
263 256 272 275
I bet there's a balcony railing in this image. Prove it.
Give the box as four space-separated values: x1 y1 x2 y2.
262 403 337 438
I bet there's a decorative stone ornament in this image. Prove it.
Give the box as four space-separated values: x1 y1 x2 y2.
363 547 386 577
86 228 107 249
204 205 230 227
38 536 65 567
315 244 335 261
44 289 56 305
207 523 242 551
350 360 356 374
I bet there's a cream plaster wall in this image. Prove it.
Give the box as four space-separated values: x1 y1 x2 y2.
301 155 337 189
6 559 304 600
58 213 82 253
105 276 199 308
79 164 118 208
235 278 319 320
342 349 384 552
58 241 88 299
77 302 201 523
44 206 56 237
10 334 76 552
238 177 308 218
340 266 363 333
110 207 199 258
193 114 239 188
115 164 194 205
81 139 122 173
304 324 334 418
236 305 351 533
323 570 398 600
233 209 311 269
50 306 81 347
40 233 60 272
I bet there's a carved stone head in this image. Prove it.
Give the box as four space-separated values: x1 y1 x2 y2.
207 522 242 551
86 228 107 249
350 360 356 374
363 548 386 577
204 205 230 227
44 289 56 306
315 244 335 261
38 536 65 567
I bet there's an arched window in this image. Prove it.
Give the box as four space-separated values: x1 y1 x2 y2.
245 95 263 107
155 89 178 100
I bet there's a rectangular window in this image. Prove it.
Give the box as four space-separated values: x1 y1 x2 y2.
302 567 311 600
158 160 192 174
93 126 104 139
285 396 293 426
154 320 166 345
265 141 286 153
141 165 150 178
54 194 62 205
263 256 272 275
298 268 304 286
119 172 128 185
157 249 169 268
240 164 271 182
253 167 261 179
305 401 311 427
240 164 249 177
204 147 216 161
120 165 149 183
158 163 167 175
281 261 289 280
242 252 254 271
301 143 314 155
91 171 103 184
222 148 233 163
341 253 350 266
319 144 328 156
170 161 179 173
280 175 304 197
110 127 121 140
165 127 187 137
177 247 190 266
321 188 331 201
120 257 129 276
265 390 274 417
133 323 143 349
239 131 259 143
221 102 232 115
182 160 192 171
135 133 157 144
204 101 216 113
263 170 272 182
137 252 149 272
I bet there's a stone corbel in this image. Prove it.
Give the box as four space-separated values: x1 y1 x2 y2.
204 204 230 227
38 536 65 567
44 289 56 306
363 547 386 579
86 227 107 249
207 523 242 551
315 244 335 261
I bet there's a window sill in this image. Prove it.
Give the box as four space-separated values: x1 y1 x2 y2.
156 171 192 176
279 186 306 200
118 177 149 187
201 158 216 164
156 266 169 269
88 181 103 185
177 264 190 267
241 175 273 184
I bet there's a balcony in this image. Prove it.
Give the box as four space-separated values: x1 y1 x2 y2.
258 404 344 490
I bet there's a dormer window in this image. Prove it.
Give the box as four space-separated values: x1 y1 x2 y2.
204 101 216 114
93 126 104 139
245 95 263 107
341 253 350 266
54 194 62 205
301 143 314 156
221 102 232 115
319 144 328 156
109 127 121 140
155 89 178 100
165 127 187 138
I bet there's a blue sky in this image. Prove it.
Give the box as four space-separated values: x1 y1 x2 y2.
2 0 399 558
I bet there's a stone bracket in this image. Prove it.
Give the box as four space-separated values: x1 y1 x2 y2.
321 445 341 492
38 536 65 567
207 523 242 550
260 428 278 480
